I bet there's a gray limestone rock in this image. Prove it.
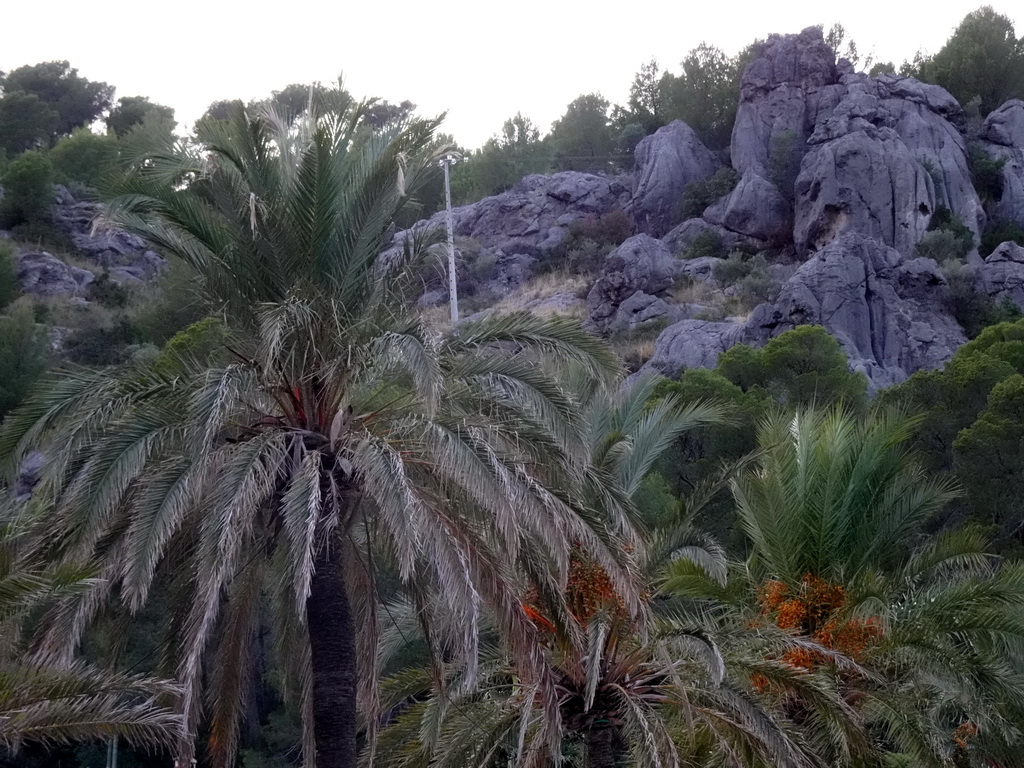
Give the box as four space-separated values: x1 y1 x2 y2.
637 320 747 378
50 185 168 280
703 170 792 242
17 252 94 297
746 233 964 389
630 121 719 237
794 129 933 257
731 27 838 177
981 100 1024 148
585 234 680 332
662 218 750 256
978 241 1024 310
392 172 630 255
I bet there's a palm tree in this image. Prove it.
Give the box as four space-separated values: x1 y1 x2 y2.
670 407 1024 766
0 516 181 753
371 380 855 767
0 97 624 768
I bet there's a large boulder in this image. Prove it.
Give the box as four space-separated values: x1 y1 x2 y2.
981 100 1024 148
16 252 94 297
977 241 1024 310
637 320 747 378
807 75 982 240
731 27 838 178
703 169 791 242
630 121 719 237
980 101 1024 229
794 128 933 257
585 234 680 332
746 233 964 389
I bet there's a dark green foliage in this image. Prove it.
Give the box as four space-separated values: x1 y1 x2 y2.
916 229 972 264
1 61 114 141
679 167 739 220
86 272 131 308
623 60 664 134
548 93 615 173
712 252 775 304
616 123 647 155
719 325 868 409
50 129 119 189
660 44 743 149
0 92 59 154
880 318 1024 540
106 96 175 138
0 242 18 311
0 151 54 229
62 318 139 365
129 261 206 346
943 262 1019 336
980 219 1024 257
767 129 801 198
968 143 1007 205
0 302 49 419
681 229 726 260
953 374 1024 531
919 7 1024 116
454 113 550 202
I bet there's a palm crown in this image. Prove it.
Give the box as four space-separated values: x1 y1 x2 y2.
1 96 629 768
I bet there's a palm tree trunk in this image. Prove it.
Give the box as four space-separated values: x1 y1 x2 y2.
585 723 625 768
306 526 358 768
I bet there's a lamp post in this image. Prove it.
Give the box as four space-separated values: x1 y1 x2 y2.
439 153 461 326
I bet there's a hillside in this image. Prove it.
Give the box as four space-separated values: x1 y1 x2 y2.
386 26 1024 391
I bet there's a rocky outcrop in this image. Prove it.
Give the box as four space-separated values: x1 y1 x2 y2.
51 185 167 282
804 74 982 244
981 101 1024 229
630 121 718 237
703 170 791 242
640 234 964 389
393 172 630 258
982 100 1024 148
639 320 747 378
977 241 1024 310
794 128 934 257
731 27 838 178
746 233 964 388
16 252 94 297
585 234 680 332
725 28 980 255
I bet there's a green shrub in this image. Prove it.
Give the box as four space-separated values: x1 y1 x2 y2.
0 241 18 310
768 129 801 198
980 219 1024 257
679 167 739 221
713 251 756 284
968 143 1006 205
0 150 54 229
50 129 119 189
86 272 131 308
0 302 49 418
916 229 972 264
943 262 1019 337
682 229 726 260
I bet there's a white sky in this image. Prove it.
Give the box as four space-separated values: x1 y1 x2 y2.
3 0 1019 149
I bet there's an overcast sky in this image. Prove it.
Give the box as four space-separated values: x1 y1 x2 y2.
3 0 1019 148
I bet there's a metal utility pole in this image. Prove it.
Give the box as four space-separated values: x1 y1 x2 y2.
439 153 461 326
